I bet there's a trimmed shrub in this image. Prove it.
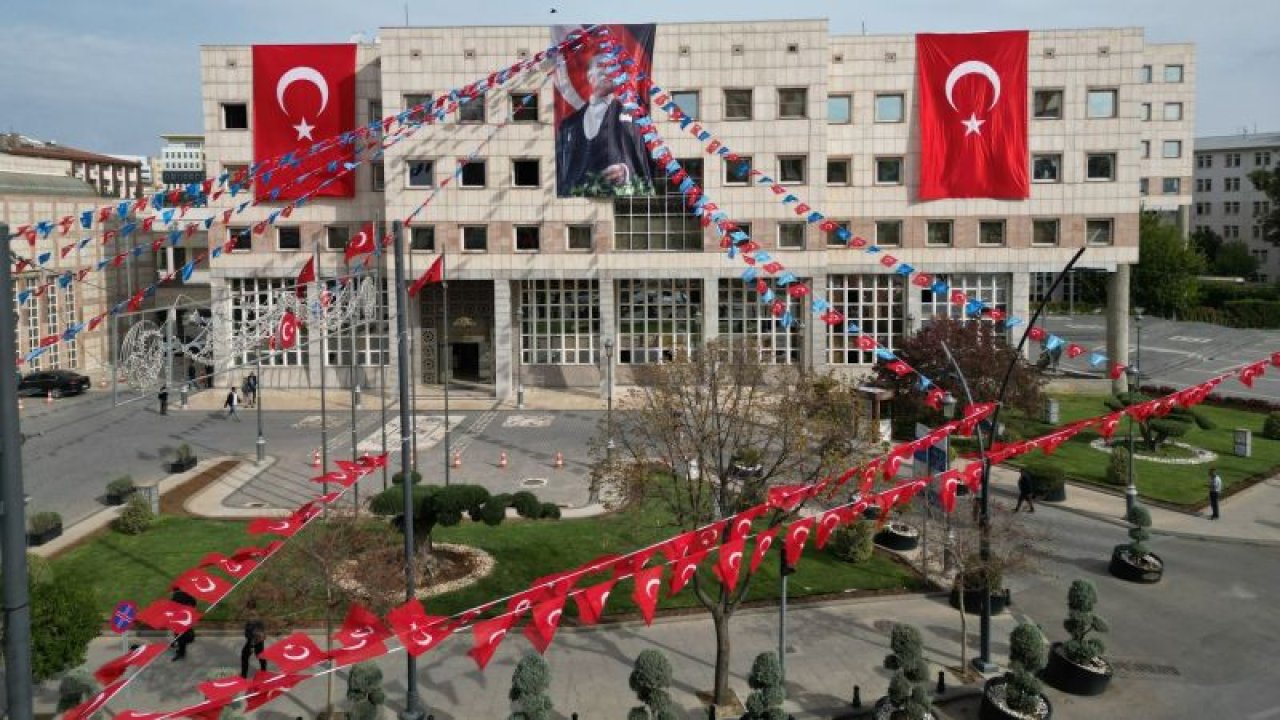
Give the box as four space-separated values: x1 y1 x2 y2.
1263 412 1280 440
1004 624 1047 714
479 497 508 527
1105 447 1131 487
883 623 931 719
511 491 541 519
106 475 135 496
508 653 553 720
111 495 155 535
629 649 677 720
28 511 62 534
1022 460 1066 497
1126 504 1153 557
539 503 562 520
369 484 439 516
56 670 97 712
828 520 875 564
391 470 422 485
32 573 99 681
742 652 785 720
1062 579 1109 666
347 662 386 720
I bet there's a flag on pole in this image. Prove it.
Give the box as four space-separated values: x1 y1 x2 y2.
408 255 444 297
295 257 315 298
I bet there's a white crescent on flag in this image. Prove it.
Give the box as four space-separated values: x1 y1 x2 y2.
547 609 563 626
645 579 661 598
728 551 742 570
281 645 311 662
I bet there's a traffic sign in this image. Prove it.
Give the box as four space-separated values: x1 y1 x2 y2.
110 601 138 634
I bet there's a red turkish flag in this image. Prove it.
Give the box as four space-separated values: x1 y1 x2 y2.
260 632 329 673
729 506 767 541
917 31 1029 200
692 520 727 551
252 44 356 201
174 568 235 604
200 551 258 579
408 255 444 298
468 614 518 670
657 531 696 562
572 578 617 626
335 603 391 648
814 508 846 550
93 643 166 685
962 461 985 493
712 536 747 592
197 675 251 703
386 599 451 657
247 516 303 537
331 638 388 668
631 565 665 625
526 594 568 652
136 599 201 634
938 471 963 513
749 527 779 573
295 257 315 298
925 388 946 411
245 672 307 712
62 679 127 720
669 548 709 597
276 310 299 350
344 222 376 263
783 517 815 568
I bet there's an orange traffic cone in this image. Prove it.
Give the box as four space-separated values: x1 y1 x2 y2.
452 449 462 468
554 451 564 469
498 451 508 469
311 448 321 468
45 390 53 404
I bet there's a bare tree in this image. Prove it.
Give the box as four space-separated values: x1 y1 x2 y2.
594 339 874 705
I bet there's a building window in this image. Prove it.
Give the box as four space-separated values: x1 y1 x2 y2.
520 279 600 365
511 92 539 122
614 158 704 251
724 89 753 120
1256 151 1273 167
778 155 806 183
827 94 851 124
1139 178 1149 196
1196 178 1212 192
1032 154 1062 182
512 159 540 187
874 93 905 123
567 224 593 251
1164 64 1184 83
724 155 752 185
1033 89 1063 120
1256 201 1273 217
1226 153 1242 168
1226 177 1241 192
978 220 1006 246
827 158 851 185
672 90 700 118
1163 102 1183 121
1224 201 1241 215
1195 202 1209 216
876 220 902 247
227 227 251 252
826 274 904 365
1086 218 1114 246
410 226 435 252
1197 154 1213 169
230 279 308 367
515 225 540 252
926 220 953 247
459 159 486 187
616 279 702 365
921 274 1008 322
325 225 349 251
404 94 433 124
778 88 808 118
718 279 799 364
1140 103 1151 121
221 103 248 130
1140 65 1153 83
1254 226 1264 240
459 92 486 123
407 159 434 188
778 222 806 249
368 99 383 126
825 219 851 247
1223 225 1240 239
1162 140 1182 158
371 161 385 191
462 225 488 252
1088 89 1118 119
1141 140 1151 159
1032 219 1060 246
1163 177 1181 194
277 227 301 251
1086 153 1117 181
875 157 904 185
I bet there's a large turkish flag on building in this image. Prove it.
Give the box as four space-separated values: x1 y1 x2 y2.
916 31 1028 200
253 44 356 202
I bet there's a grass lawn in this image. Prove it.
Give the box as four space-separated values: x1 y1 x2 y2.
991 394 1280 507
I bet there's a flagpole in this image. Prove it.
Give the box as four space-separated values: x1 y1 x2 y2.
348 247 360 515
316 241 329 504
378 222 389 493
441 245 452 487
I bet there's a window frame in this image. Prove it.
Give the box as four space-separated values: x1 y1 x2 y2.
1163 102 1183 121
461 225 488 252
510 92 539 122
827 93 852 124
410 226 436 252
324 225 349 252
874 93 905 123
777 221 807 250
671 90 700 118
875 220 903 247
1163 64 1184 83
724 155 753 185
874 156 904 186
227 226 252 253
1162 140 1183 159
514 224 541 253
511 158 541 188
459 159 487 188
276 226 302 252
458 92 486 123
1032 89 1064 120
826 157 851 186
925 220 954 248
778 87 808 119
723 88 753 120
1087 89 1119 119
1086 152 1117 182
1086 218 1115 246
778 155 807 184
1032 218 1060 247
406 159 435 188
567 224 593 252
977 219 1006 247
1032 153 1062 183
221 102 249 130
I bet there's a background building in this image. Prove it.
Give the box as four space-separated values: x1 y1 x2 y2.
1193 131 1279 280
160 134 207 189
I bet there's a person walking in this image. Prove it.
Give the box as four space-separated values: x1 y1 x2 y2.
186 364 197 391
158 386 169 416
1208 467 1223 520
170 588 198 661
224 386 240 420
244 372 258 408
1014 469 1036 513
240 601 268 678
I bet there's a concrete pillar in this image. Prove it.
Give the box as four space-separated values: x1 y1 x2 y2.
701 274 718 348
1009 272 1031 356
904 274 924 335
493 280 512 402
807 274 828 371
1106 264 1131 394
598 275 615 400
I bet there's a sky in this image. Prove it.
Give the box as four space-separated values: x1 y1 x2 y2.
1 0 1276 156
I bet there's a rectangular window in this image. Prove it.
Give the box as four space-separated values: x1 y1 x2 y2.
1256 151 1273 167
613 158 704 251
1141 141 1151 159
1086 218 1114 246
511 92 539 122
1224 201 1241 215
460 159 486 187
368 99 383 126
410 226 435 252
827 94 851 124
921 273 1008 323
1256 201 1273 217
515 225 540 252
1032 154 1062 182
724 156 752 185
1088 89 1118 118
1140 65 1153 83
520 279 600 365
1033 89 1063 120
778 88 808 118
462 225 488 252
230 279 309 367
1197 154 1213 169
1163 102 1183 121
370 161 385 191
1139 178 1150 196
1195 202 1209 215
827 158 851 185
875 157 904 185
724 89 753 120
277 227 301 251
718 279 800 364
1163 177 1181 194
1226 177 1241 191
1224 225 1240 239
407 159 434 188
1087 153 1117 181
1032 219 1060 246
616 279 702 365
512 159 540 187
825 219 851 247
404 93 433 124
1140 103 1152 121
1226 153 1242 168
874 93 905 123
672 90 700 118
459 92 486 123
567 224 593 251
1162 140 1182 158
325 225 348 251
978 220 1006 246
221 103 248 130
778 222 806 249
875 220 902 247
778 155 806 183
1196 178 1212 192
926 220 953 247
826 274 903 365
1164 64 1184 83
227 227 251 252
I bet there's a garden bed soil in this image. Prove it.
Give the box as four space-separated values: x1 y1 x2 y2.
161 460 241 516
335 543 494 602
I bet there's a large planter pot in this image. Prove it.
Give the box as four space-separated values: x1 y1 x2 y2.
980 676 1053 720
949 586 1011 615
167 456 198 473
1108 545 1163 584
1043 642 1113 696
105 489 135 506
26 523 62 547
874 521 920 551
873 697 937 720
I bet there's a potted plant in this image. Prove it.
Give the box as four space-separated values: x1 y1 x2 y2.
950 556 1011 615
1109 504 1163 583
105 475 136 506
347 662 386 720
874 496 921 552
1022 460 1066 503
1044 579 1112 696
27 512 63 546
876 623 934 720
168 443 198 473
729 447 763 480
981 623 1053 720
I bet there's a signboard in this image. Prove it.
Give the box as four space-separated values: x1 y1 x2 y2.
110 600 138 634
912 423 950 476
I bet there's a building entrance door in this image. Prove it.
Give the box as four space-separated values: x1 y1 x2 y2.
452 343 481 380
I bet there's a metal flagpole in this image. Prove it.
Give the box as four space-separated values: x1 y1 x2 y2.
316 242 329 501
442 247 451 487
348 253 360 514
378 222 389 492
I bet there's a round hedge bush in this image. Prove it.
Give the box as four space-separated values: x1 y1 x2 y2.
1263 412 1280 440
828 520 875 564
391 470 422 485
111 495 155 535
1022 460 1066 497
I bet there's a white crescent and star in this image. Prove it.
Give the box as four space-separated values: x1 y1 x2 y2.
223 561 243 574
344 636 369 651
488 630 508 645
644 579 661 599
268 520 293 533
191 576 217 594
734 519 751 537
793 527 810 543
680 565 697 582
409 630 435 647
210 678 242 689
281 645 311 662
276 66 330 141
546 609 563 626
166 610 193 627
728 552 742 570
944 60 1002 136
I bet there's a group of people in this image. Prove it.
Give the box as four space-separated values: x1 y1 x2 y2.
1013 466 1225 520
223 373 257 419
170 592 268 678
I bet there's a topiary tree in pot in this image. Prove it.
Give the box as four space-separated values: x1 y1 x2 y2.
741 652 786 720
880 623 932 719
1104 447 1131 487
629 649 678 720
347 662 386 720
1109 503 1163 583
508 652 553 720
1045 579 1112 695
1003 624 1049 717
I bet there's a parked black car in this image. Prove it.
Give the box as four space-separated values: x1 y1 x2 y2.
18 370 91 398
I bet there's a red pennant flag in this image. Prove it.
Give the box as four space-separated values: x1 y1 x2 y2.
814 508 846 549
783 517 815 568
260 631 329 673
174 568 235 604
386 599 451 658
136 599 201 634
197 675 251 703
295 257 315 298
657 531 696 563
692 520 727 551
767 484 807 512
529 570 582 603
247 516 303 537
631 565 665 625
749 527 779 573
712 536 746 592
344 222 376 263
335 603 391 648
93 643 167 685
1238 361 1266 388
1027 326 1047 342
572 579 617 626
612 548 656 578
276 310 299 350
938 470 963 513
729 506 767 541
949 290 968 306
467 614 518 670
856 335 878 351
199 551 258 578
962 461 985 493
527 594 568 653
1066 344 1086 359
244 672 307 712
330 638 388 668
358 452 389 470
883 453 906 481
669 548 709 597
62 679 127 720
886 360 912 377
408 255 444 298
924 388 946 411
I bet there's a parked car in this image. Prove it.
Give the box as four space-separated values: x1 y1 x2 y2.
18 370 91 398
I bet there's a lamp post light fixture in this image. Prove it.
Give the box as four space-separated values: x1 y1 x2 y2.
516 305 525 409
255 351 266 463
1125 307 1144 515
940 391 959 574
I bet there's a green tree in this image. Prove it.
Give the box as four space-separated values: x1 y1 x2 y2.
1249 167 1280 247
1134 213 1204 317
1104 392 1214 451
1212 240 1260 277
1004 624 1047 715
1062 579 1109 666
629 649 678 720
31 573 100 681
347 663 386 720
1190 227 1224 267
882 623 932 720
508 653 553 720
741 652 786 720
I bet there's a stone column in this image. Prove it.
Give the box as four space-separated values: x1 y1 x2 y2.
1106 265 1131 394
807 274 828 372
493 280 512 402
598 274 615 400
904 274 924 335
1009 272 1031 357
701 274 718 348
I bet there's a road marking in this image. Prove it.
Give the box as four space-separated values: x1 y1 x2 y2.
1169 335 1213 344
1064 324 1103 330
503 414 555 428
358 415 464 453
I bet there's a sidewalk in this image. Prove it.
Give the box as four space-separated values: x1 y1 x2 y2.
179 384 624 413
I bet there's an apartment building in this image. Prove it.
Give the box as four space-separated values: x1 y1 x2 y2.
1193 131 1280 280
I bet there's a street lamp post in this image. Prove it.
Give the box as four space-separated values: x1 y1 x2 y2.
941 392 958 573
516 305 525 409
1126 307 1145 514
255 351 265 463
599 338 614 505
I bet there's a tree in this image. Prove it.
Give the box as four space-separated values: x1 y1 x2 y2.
1212 240 1260 278
1134 213 1204 318
1190 227 1224 267
1104 392 1214 452
741 652 786 720
1249 167 1280 247
347 663 386 720
56 670 97 713
595 340 872 704
508 653 553 720
882 624 931 720
1004 624 1047 715
1062 579 1109 666
31 572 100 681
629 649 678 720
